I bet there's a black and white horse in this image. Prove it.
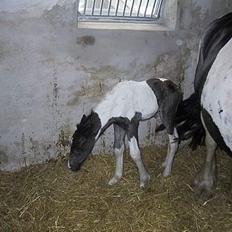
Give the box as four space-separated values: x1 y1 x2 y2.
68 78 182 187
175 12 232 195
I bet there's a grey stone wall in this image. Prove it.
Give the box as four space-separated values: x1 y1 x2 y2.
0 0 231 170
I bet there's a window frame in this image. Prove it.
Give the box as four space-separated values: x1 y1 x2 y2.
76 0 178 31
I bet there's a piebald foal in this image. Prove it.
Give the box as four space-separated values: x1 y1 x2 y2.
68 78 182 187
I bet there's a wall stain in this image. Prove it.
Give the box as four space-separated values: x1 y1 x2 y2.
77 36 95 47
29 137 41 158
57 129 71 149
56 126 72 157
43 3 76 25
21 133 26 155
0 43 6 61
67 81 106 106
153 52 185 86
52 66 59 107
0 146 8 164
67 65 127 107
47 62 62 132
89 65 127 80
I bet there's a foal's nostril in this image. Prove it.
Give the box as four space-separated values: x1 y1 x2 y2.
68 159 80 172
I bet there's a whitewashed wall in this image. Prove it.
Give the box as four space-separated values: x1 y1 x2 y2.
0 0 231 170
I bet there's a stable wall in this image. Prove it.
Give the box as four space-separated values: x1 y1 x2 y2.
0 0 231 170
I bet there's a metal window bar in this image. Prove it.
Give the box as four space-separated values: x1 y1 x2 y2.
77 0 163 22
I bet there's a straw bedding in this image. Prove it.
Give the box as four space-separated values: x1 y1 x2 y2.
1 145 232 232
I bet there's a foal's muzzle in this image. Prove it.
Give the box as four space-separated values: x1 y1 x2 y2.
68 159 81 172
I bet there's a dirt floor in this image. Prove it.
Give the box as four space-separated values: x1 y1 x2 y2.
1 145 232 232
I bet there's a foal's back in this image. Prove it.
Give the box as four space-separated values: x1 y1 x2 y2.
94 80 159 126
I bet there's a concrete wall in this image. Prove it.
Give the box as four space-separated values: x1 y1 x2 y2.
0 0 231 170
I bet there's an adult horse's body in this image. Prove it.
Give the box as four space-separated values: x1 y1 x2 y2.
68 78 182 187
176 12 232 194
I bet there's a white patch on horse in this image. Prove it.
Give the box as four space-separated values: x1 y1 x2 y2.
67 160 71 169
162 128 178 177
128 137 150 188
108 146 124 185
94 80 158 138
201 37 232 150
128 137 140 159
158 78 168 82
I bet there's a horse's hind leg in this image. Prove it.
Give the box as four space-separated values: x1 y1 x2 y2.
193 114 217 196
127 114 150 188
108 124 126 186
162 127 179 177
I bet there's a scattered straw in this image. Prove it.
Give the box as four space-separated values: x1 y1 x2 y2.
1 145 232 232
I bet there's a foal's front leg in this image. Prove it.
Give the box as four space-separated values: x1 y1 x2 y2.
127 121 150 188
162 127 179 177
108 124 126 186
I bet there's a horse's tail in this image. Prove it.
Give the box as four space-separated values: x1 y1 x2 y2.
174 93 205 149
155 93 205 149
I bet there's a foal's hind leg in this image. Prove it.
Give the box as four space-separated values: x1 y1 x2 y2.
193 115 217 196
127 115 150 188
158 93 181 177
162 127 179 177
108 124 126 186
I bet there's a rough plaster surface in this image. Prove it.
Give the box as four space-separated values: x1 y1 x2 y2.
0 0 231 170
0 0 76 17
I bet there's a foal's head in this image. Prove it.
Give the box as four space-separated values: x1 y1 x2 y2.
68 112 101 171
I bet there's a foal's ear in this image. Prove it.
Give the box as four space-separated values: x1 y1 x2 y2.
76 114 87 129
80 114 87 123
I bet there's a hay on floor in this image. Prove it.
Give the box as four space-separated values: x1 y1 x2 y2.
1 145 232 232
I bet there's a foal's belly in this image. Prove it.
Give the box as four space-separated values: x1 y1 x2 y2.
201 38 232 151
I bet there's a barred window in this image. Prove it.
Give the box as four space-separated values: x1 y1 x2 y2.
77 0 163 23
76 0 177 31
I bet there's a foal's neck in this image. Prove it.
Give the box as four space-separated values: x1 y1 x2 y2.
84 111 102 139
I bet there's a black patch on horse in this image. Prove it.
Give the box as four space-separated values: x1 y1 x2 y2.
175 93 205 149
146 78 182 134
74 111 101 139
195 12 232 97
69 111 101 171
98 112 142 141
175 12 232 149
202 108 232 156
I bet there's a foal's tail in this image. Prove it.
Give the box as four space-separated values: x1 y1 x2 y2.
156 93 205 149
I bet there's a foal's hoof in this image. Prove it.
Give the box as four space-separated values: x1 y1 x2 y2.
140 174 150 188
108 175 121 186
162 161 172 177
163 168 171 177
